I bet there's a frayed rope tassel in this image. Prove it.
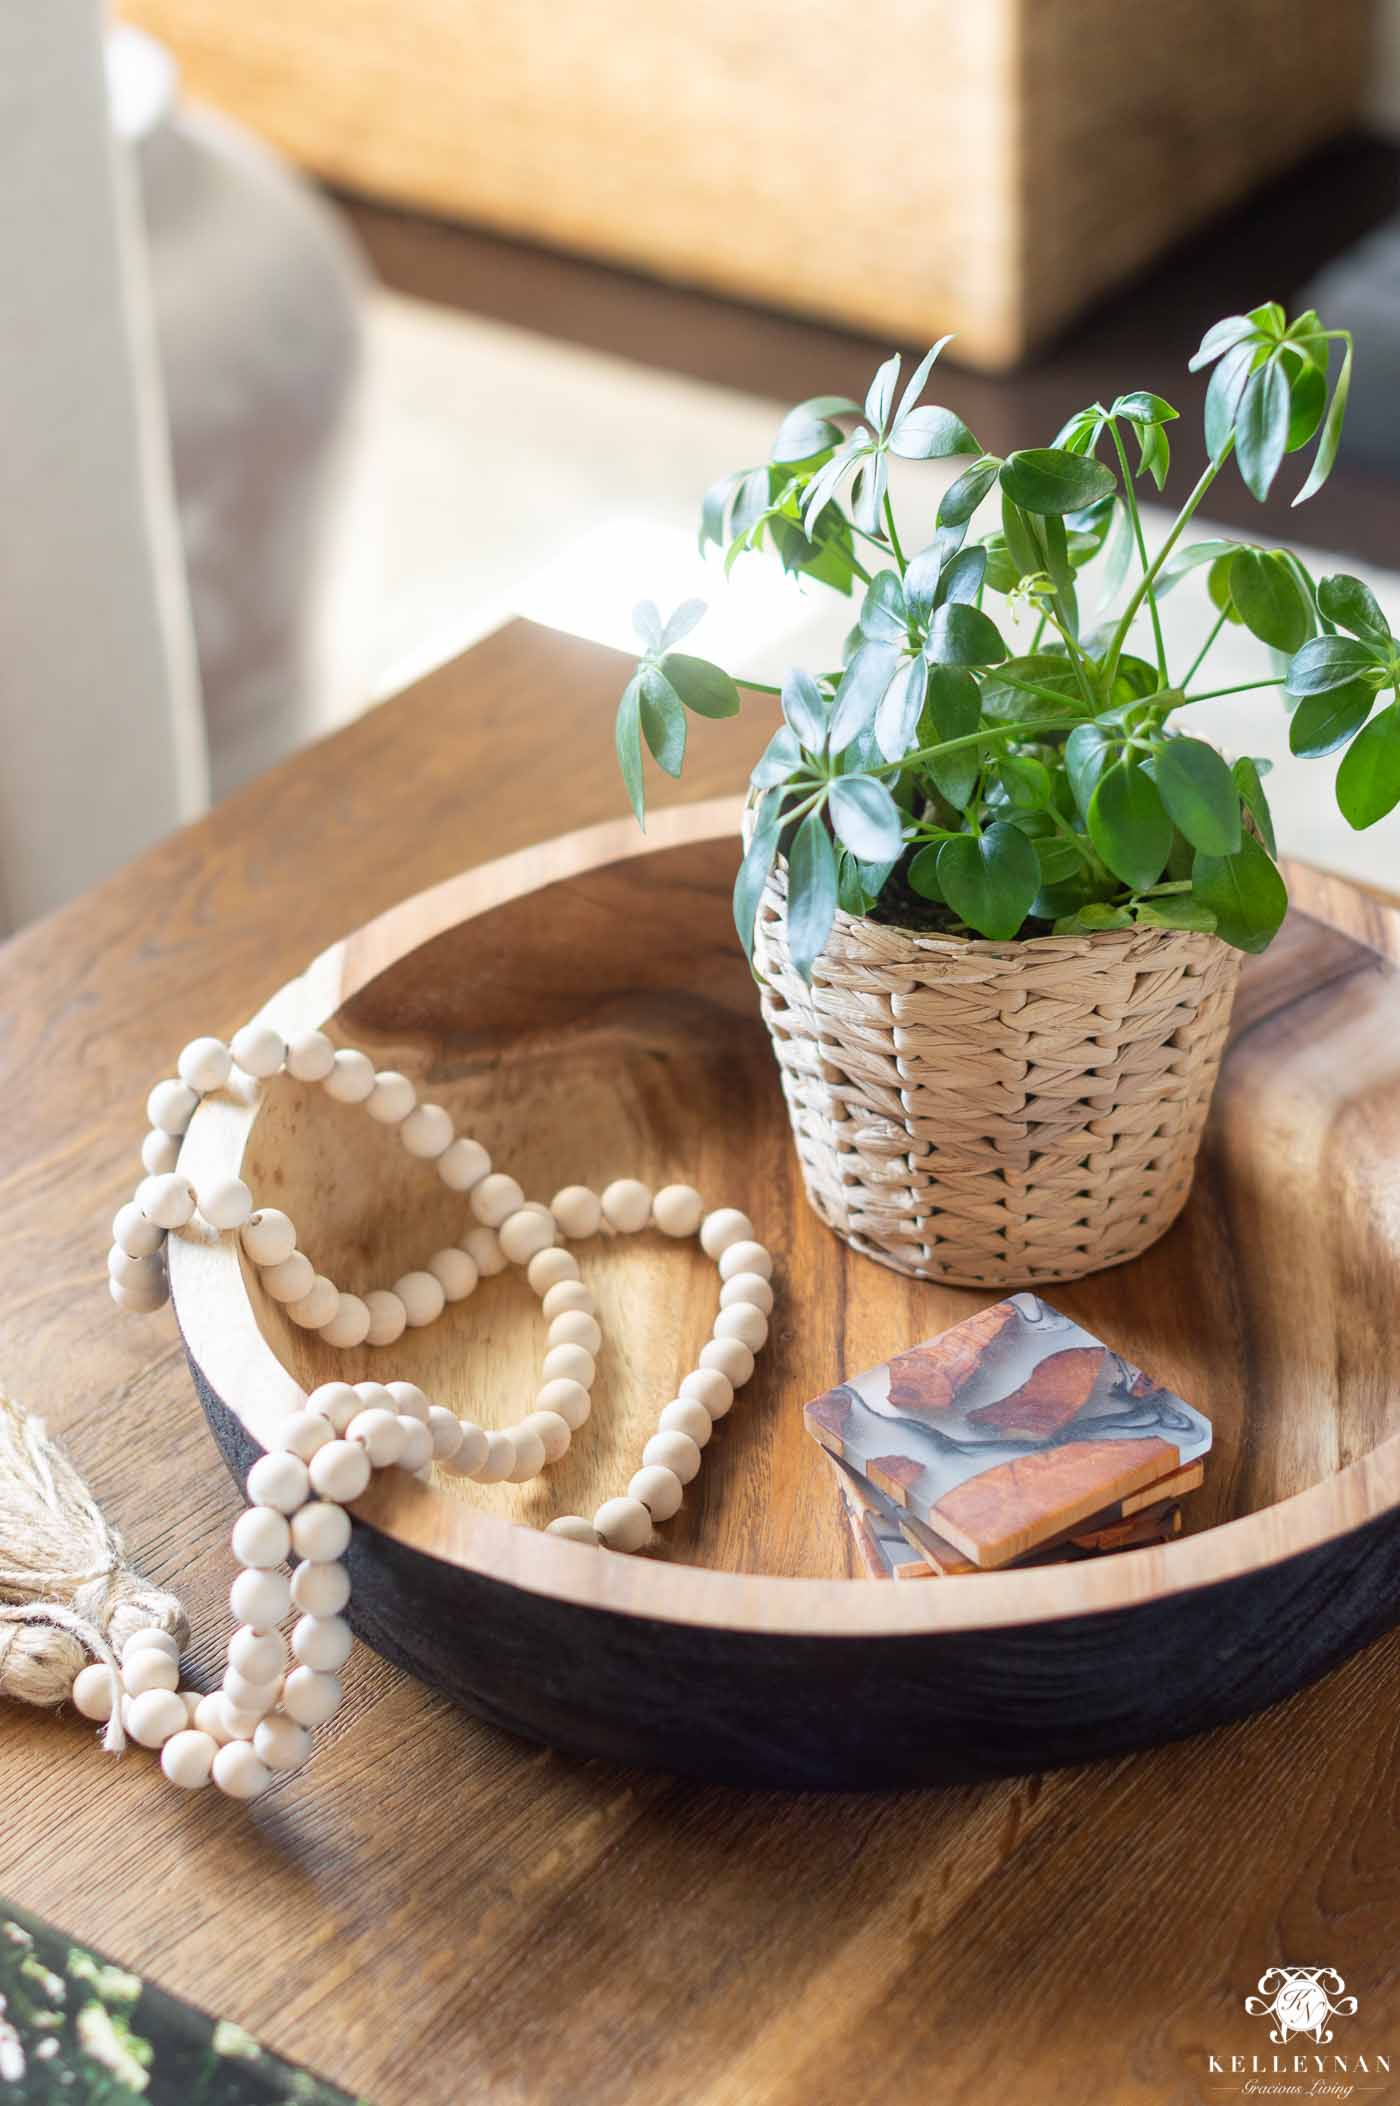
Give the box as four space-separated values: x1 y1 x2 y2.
0 1389 187 1752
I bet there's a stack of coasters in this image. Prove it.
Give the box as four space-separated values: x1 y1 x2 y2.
807 1292 1210 1579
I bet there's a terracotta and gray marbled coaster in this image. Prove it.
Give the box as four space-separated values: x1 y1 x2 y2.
807 1292 1211 1570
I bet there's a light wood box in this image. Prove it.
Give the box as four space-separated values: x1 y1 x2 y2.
120 0 1372 368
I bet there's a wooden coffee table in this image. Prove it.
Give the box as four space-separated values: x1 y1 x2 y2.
2 620 1397 2105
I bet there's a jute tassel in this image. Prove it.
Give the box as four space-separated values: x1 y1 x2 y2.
0 1390 187 1753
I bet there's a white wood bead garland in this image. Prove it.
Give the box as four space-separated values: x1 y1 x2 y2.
105 1031 774 1800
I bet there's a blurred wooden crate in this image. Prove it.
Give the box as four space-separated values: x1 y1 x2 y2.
120 0 1371 370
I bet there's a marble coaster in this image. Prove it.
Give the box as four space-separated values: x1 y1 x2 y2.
807 1293 1211 1569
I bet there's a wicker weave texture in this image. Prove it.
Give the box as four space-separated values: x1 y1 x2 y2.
754 876 1242 1287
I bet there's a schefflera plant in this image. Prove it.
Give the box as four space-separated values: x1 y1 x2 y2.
614 303 1388 980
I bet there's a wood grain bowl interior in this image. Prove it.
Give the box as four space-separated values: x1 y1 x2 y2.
169 800 1400 1780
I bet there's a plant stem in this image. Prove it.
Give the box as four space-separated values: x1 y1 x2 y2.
738 678 783 697
870 718 1051 779
1177 675 1284 705
1107 422 1168 685
1040 606 1098 710
1103 443 1231 689
882 493 908 571
1181 607 1229 691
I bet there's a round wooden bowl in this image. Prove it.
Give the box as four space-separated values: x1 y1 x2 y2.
169 799 1400 1788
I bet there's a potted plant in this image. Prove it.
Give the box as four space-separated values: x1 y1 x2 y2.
614 303 1392 1286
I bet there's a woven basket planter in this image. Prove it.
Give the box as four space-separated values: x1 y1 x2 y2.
753 869 1243 1287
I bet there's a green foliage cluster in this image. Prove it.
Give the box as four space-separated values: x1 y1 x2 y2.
615 303 1397 977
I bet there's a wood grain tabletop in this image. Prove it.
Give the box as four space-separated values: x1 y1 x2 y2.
2 619 1397 2106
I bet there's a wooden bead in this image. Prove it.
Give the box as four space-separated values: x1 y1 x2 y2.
290 1559 350 1616
438 1135 492 1191
385 1381 431 1423
324 1047 376 1102
229 1566 291 1629
122 1629 178 1664
659 1397 712 1448
239 1208 296 1265
541 1280 594 1322
262 1250 315 1304
108 1271 169 1314
715 1303 769 1352
700 1208 754 1259
281 1666 341 1727
72 1662 118 1722
535 1377 591 1431
309 1439 372 1503
440 1420 488 1477
364 1289 407 1346
290 1501 351 1562
427 1248 477 1302
518 1409 571 1463
198 1176 253 1230
427 1405 465 1460
285 1029 336 1082
126 1688 187 1749
180 1689 203 1722
700 1336 755 1388
231 1500 293 1567
345 1408 405 1467
123 1648 179 1695
367 1069 417 1123
652 1184 705 1237
230 1023 286 1078
527 1247 579 1295
395 1417 434 1471
629 1464 684 1521
354 1379 394 1416
601 1179 651 1233
247 1450 311 1514
642 1429 702 1484
223 1668 281 1718
472 1173 525 1227
146 1077 200 1135
108 1246 166 1293
137 1172 196 1229
547 1309 602 1355
474 1430 516 1483
461 1224 507 1277
112 1201 165 1259
293 1614 353 1672
506 1426 546 1481
229 1626 286 1681
394 1270 446 1328
219 1698 267 1741
193 1692 238 1745
307 1381 361 1433
547 1516 600 1545
177 1036 232 1093
212 1741 272 1799
594 1497 652 1552
499 1208 556 1265
161 1728 217 1789
550 1185 602 1238
542 1343 595 1388
141 1128 181 1176
718 1239 772 1282
254 1714 312 1771
320 1292 371 1348
401 1103 454 1158
720 1271 775 1315
286 1275 340 1330
278 1408 335 1460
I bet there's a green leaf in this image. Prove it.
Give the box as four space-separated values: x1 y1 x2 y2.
786 812 839 980
908 842 945 901
1284 633 1382 696
750 724 804 789
1284 356 1327 453
733 792 782 959
1156 538 1240 597
1294 340 1352 507
1065 722 1117 817
781 668 829 751
1192 835 1288 952
1113 391 1179 425
1135 896 1218 932
1087 760 1172 890
616 674 646 826
996 755 1053 810
1316 574 1392 647
889 406 978 461
1000 491 1044 583
632 601 663 649
1054 903 1133 934
1136 420 1171 491
659 599 706 649
662 654 741 718
927 601 1006 668
999 448 1116 515
699 471 741 552
874 654 927 764
903 541 943 622
829 775 905 861
858 570 909 643
921 665 981 808
1288 682 1375 758
1235 357 1290 501
1228 548 1312 654
891 337 954 429
1189 314 1256 371
1154 738 1242 856
770 394 859 464
1205 340 1256 461
1232 756 1277 856
934 546 987 609
936 823 1040 940
1337 702 1400 829
938 455 1000 527
864 353 901 434
639 666 686 776
829 642 900 754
